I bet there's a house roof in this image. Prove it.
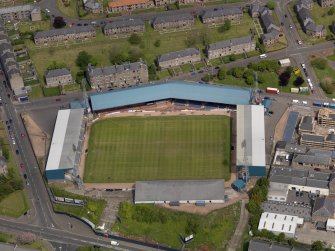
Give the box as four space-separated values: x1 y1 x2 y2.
284 143 307 154
46 68 71 79
0 4 34 14
207 35 253 51
201 7 242 20
301 134 324 143
312 197 335 217
260 8 280 33
300 116 314 131
104 18 144 30
87 61 146 78
261 29 280 41
158 48 200 63
292 154 331 166
249 4 261 14
108 0 150 8
135 179 225 203
153 13 194 25
89 81 251 112
34 26 96 39
261 200 312 220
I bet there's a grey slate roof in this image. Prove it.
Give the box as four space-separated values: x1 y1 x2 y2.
306 148 333 158
46 68 71 79
261 29 280 41
153 13 194 25
261 200 312 220
248 239 309 251
104 18 144 30
135 179 225 202
306 22 325 33
34 26 96 39
282 111 299 143
201 7 242 20
301 134 324 143
292 154 331 166
312 197 335 217
88 61 146 77
285 143 307 154
158 48 200 63
296 6 324 33
300 116 314 131
0 4 33 15
260 8 280 33
207 35 253 51
249 4 261 14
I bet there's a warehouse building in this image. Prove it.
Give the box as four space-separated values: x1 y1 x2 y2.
236 105 266 176
89 81 251 112
135 179 225 204
45 109 85 181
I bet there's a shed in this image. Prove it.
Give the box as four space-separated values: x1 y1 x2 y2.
232 179 246 192
279 58 291 67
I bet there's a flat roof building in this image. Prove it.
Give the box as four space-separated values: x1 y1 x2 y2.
135 179 225 204
236 105 266 176
45 109 85 181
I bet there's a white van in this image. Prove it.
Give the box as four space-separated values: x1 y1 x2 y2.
292 100 299 104
259 54 267 59
111 241 120 246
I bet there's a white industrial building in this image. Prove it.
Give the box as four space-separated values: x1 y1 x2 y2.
258 212 304 238
236 105 266 176
135 179 225 204
45 109 85 181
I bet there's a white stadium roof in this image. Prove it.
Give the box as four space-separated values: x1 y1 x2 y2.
45 109 84 171
236 105 266 167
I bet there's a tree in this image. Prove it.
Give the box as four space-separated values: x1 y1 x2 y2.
229 54 236 62
109 50 128 65
311 58 328 70
53 16 66 29
76 51 96 71
276 232 286 242
154 39 161 47
16 232 37 245
294 76 304 87
201 74 213 82
256 40 266 53
148 64 157 81
128 34 141 45
257 73 266 84
218 20 231 33
286 66 293 75
311 241 324 251
218 66 226 80
328 7 334 15
279 70 291 86
266 0 275 10
231 67 244 78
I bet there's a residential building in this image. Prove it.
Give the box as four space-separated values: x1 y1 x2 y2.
297 0 313 9
206 35 255 60
45 68 73 87
34 26 96 46
269 167 331 196
0 5 41 22
108 0 154 13
318 0 335 7
296 5 326 38
86 61 149 89
300 134 324 148
261 30 281 46
200 7 243 25
103 18 145 36
317 108 335 127
258 212 304 238
83 0 103 13
248 239 309 251
299 116 315 133
261 200 312 221
249 4 261 18
312 196 335 222
259 7 281 46
157 48 201 68
152 13 194 30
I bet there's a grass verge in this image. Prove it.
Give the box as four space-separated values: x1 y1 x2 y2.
0 190 29 218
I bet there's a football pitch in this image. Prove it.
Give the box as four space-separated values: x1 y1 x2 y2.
84 116 231 183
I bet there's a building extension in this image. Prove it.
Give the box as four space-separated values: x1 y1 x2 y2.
236 105 266 177
45 109 85 181
103 18 145 36
157 48 201 68
135 179 225 204
86 61 148 90
206 35 255 60
34 26 96 46
89 81 251 112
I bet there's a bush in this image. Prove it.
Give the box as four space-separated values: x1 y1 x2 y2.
320 80 334 94
328 7 334 15
16 232 37 245
128 34 141 45
201 74 213 82
231 67 245 78
154 39 161 47
311 58 328 70
279 70 291 86
266 0 275 10
218 66 226 80
148 64 157 81
294 76 305 87
53 16 66 29
76 51 97 71
311 240 324 251
218 20 231 33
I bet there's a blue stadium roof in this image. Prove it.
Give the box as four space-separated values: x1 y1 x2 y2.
90 81 251 112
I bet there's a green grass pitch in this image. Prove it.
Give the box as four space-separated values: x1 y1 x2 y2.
84 116 231 183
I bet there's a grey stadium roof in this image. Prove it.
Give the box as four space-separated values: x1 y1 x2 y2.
201 7 242 20
207 35 253 51
46 68 71 79
158 48 199 63
135 179 225 203
34 26 95 39
89 81 251 112
282 111 299 143
104 18 144 30
153 13 193 25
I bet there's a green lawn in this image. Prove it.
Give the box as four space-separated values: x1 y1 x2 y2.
18 20 51 33
84 116 231 183
51 185 106 225
113 202 241 249
56 0 77 18
328 50 335 61
29 86 44 99
311 5 335 36
27 17 254 81
0 190 29 218
42 86 61 97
